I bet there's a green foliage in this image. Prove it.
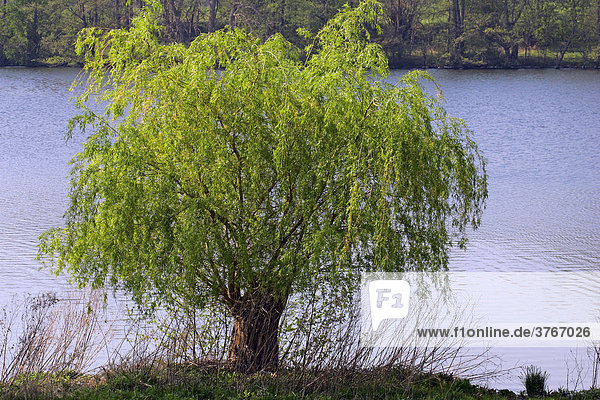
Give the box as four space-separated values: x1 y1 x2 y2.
39 0 487 320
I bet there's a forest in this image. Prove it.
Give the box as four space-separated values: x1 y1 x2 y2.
1 0 599 68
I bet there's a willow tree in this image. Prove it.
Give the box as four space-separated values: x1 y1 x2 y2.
39 0 487 372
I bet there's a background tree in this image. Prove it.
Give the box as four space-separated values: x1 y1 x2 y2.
2 0 599 66
410 0 448 66
551 0 595 67
0 0 48 64
466 0 528 66
39 0 488 372
379 0 424 64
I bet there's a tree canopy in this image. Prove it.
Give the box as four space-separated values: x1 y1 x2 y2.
39 0 487 372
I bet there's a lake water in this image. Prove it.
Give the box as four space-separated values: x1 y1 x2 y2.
1 67 599 392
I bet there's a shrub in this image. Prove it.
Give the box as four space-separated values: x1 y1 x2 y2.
521 365 548 397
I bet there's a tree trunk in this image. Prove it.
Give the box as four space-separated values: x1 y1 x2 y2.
79 2 87 28
124 3 132 28
26 4 41 62
509 44 519 64
229 2 239 29
114 0 120 28
166 0 184 42
228 293 286 373
556 31 574 68
278 0 286 32
451 0 465 66
93 0 98 26
556 11 577 69
208 0 217 32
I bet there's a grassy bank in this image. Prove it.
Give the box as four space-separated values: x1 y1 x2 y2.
1 364 600 400
3 293 600 399
385 50 600 70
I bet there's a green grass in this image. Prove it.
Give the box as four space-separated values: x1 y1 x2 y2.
1 365 600 399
